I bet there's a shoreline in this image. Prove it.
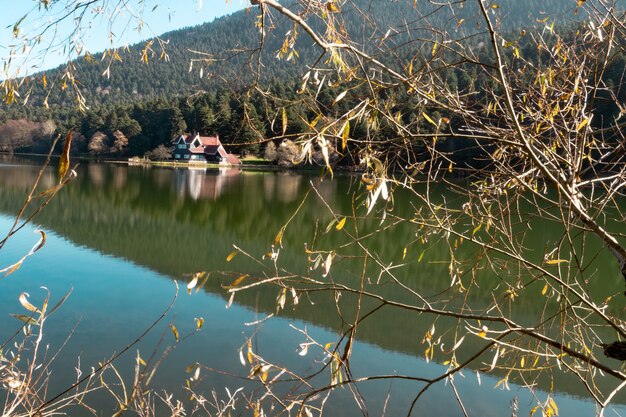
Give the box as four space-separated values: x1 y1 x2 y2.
0 151 362 174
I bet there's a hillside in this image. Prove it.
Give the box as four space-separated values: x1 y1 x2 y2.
0 0 623 160
12 0 594 108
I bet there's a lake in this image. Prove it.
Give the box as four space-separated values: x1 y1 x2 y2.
0 158 624 416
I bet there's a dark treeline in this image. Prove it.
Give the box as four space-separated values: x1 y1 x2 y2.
0 0 623 166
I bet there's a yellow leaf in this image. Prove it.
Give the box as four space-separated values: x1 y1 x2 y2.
282 107 288 136
548 398 559 415
226 250 239 262
195 317 204 330
309 113 322 128
326 1 339 12
432 41 439 57
247 340 254 363
576 117 590 132
422 112 438 127
541 284 549 295
170 323 179 342
274 227 285 246
335 217 347 231
530 405 540 417
42 74 47 88
340 121 350 150
545 259 568 265
58 130 73 183
223 274 249 289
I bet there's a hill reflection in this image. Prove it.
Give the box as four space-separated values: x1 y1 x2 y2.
0 160 624 403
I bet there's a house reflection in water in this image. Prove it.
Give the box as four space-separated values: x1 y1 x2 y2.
174 167 241 201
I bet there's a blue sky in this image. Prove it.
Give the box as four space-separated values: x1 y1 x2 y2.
0 0 247 75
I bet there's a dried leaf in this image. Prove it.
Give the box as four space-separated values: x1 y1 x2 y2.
282 107 288 136
10 314 39 325
276 288 287 311
58 130 73 183
19 292 39 313
1 260 24 277
223 274 249 289
340 121 350 150
545 259 568 265
170 323 180 342
333 90 347 105
226 250 239 262
274 227 285 247
195 317 204 330
422 112 438 127
187 276 198 293
576 117 590 132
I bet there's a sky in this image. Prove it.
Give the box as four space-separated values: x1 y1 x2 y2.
0 0 248 76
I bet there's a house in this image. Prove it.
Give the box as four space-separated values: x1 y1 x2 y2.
172 133 242 165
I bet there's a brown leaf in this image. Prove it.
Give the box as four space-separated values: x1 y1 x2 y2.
58 130 73 183
170 323 180 342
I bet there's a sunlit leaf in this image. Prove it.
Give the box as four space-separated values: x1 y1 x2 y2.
422 112 438 127
298 343 309 356
1 260 24 277
276 288 287 311
18 292 39 313
170 323 179 342
274 227 285 247
223 274 249 289
226 250 239 262
282 107 288 136
326 1 339 12
545 259 568 265
58 130 73 183
340 121 350 150
187 276 198 293
530 405 540 417
247 340 254 364
195 317 204 330
548 398 559 415
431 41 439 57
333 90 347 105
10 314 39 325
323 253 333 277
576 117 590 132
335 217 347 231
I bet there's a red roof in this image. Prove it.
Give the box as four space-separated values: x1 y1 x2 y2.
198 136 221 146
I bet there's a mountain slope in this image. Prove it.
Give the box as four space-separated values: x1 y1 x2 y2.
16 0 602 108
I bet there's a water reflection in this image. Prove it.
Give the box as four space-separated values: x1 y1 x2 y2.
176 167 241 201
0 159 624 415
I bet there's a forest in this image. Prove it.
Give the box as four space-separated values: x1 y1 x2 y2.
1 0 622 168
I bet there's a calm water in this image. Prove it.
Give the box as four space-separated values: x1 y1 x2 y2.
0 158 624 416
